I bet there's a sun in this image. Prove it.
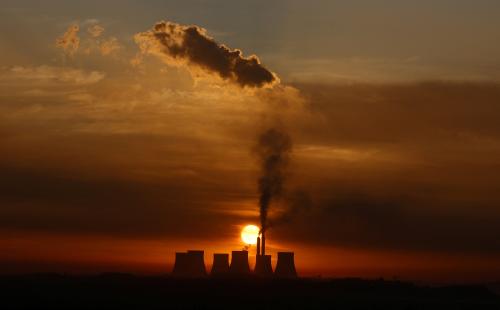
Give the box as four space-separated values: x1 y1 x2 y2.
241 225 260 245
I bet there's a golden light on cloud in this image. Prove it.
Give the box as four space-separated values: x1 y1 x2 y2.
55 24 80 56
241 225 259 245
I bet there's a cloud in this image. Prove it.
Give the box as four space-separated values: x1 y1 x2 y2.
277 189 500 254
55 23 121 58
56 24 80 56
5 65 105 85
270 81 500 254
87 24 104 38
99 37 121 56
2 62 500 258
134 21 279 88
0 164 237 238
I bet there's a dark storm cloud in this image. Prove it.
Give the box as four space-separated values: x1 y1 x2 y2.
134 21 278 88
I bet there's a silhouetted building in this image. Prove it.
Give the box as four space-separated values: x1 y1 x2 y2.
229 250 250 275
211 253 229 276
274 252 297 278
254 254 273 276
171 250 207 278
172 248 298 278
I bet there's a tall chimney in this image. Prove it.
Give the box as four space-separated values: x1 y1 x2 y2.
211 253 229 277
229 250 250 276
274 252 297 278
261 232 266 256
256 236 261 257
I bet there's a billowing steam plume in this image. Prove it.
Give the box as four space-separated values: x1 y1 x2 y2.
134 21 279 88
134 21 306 236
255 128 293 232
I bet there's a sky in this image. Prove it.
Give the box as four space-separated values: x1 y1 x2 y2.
1 0 500 283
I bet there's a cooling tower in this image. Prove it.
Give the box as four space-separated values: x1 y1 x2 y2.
254 254 273 276
229 250 250 275
187 250 207 277
210 253 230 277
172 252 189 277
171 250 207 277
274 252 297 278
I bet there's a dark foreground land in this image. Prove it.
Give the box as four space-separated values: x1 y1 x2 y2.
1 274 499 309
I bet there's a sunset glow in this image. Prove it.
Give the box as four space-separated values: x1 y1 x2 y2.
0 1 499 287
241 225 259 245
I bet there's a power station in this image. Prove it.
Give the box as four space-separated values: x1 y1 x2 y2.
171 233 297 278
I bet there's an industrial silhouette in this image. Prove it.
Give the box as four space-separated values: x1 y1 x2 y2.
210 253 229 276
274 252 297 278
172 250 207 278
254 255 273 277
229 250 251 276
254 234 274 276
172 233 297 278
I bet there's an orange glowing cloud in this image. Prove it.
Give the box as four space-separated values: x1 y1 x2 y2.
56 24 80 56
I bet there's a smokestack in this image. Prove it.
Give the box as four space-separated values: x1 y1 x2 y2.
229 250 250 276
274 252 297 278
171 250 207 278
254 254 273 277
210 253 230 277
261 232 266 256
256 236 261 257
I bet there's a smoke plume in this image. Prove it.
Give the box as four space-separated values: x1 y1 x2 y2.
134 21 278 88
133 21 304 232
255 128 293 232
268 190 312 229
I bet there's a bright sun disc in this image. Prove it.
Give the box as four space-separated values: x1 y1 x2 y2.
241 225 259 245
